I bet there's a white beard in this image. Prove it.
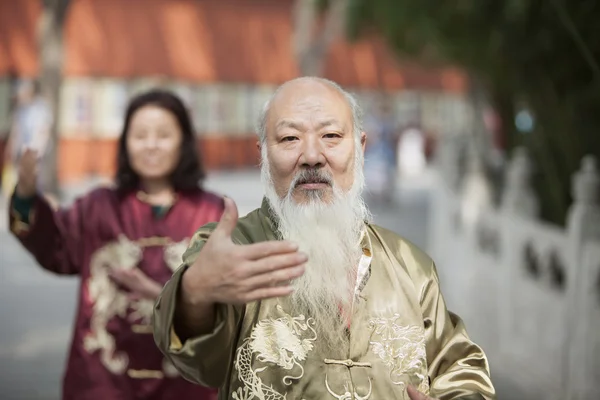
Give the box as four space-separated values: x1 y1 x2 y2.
260 146 371 351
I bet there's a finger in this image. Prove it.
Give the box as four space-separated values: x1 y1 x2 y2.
21 148 38 163
241 240 300 261
111 269 133 277
245 252 307 277
243 285 294 302
213 197 239 239
406 386 430 400
108 270 124 282
244 264 305 290
129 268 146 278
128 293 142 301
22 147 36 156
20 151 36 166
109 270 133 283
20 153 38 172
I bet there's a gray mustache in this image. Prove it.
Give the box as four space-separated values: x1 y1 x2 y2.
293 169 333 187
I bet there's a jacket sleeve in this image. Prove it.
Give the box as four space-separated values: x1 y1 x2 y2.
153 225 245 388
9 193 90 275
421 261 496 400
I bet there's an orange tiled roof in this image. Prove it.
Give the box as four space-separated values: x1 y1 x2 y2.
0 0 466 91
0 0 40 77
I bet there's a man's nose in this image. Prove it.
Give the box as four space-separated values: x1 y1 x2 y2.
299 137 326 167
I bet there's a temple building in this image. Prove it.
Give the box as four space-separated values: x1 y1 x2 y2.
0 0 471 185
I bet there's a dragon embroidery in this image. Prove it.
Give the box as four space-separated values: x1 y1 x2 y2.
83 235 143 374
232 305 317 400
369 314 430 394
83 236 190 375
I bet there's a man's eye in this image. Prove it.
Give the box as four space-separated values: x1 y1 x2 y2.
324 133 341 139
282 136 298 142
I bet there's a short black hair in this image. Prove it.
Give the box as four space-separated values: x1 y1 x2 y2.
115 89 205 193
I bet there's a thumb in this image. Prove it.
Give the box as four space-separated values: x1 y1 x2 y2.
214 196 239 239
406 386 429 400
22 147 38 159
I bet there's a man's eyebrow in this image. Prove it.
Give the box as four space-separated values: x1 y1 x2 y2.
275 119 342 131
316 119 341 129
276 120 305 131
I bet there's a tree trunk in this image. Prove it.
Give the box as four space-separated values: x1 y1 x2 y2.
293 0 347 76
38 0 69 197
466 76 495 161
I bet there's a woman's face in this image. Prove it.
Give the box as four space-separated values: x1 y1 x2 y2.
126 105 183 183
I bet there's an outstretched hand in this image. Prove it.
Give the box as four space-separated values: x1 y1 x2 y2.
181 197 306 306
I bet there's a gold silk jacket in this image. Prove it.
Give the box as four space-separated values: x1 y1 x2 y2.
153 200 496 400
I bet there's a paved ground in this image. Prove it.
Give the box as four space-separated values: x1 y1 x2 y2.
0 168 519 399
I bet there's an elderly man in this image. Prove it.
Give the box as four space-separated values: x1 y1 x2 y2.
153 77 495 400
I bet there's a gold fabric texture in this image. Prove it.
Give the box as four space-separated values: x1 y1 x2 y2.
153 199 496 400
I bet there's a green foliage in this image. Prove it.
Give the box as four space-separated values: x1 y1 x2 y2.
346 0 600 225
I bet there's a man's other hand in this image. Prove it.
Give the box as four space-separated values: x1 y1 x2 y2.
407 386 439 400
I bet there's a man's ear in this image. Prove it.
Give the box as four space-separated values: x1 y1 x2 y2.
360 132 367 167
256 141 261 152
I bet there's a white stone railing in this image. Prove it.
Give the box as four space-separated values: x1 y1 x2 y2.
428 138 600 400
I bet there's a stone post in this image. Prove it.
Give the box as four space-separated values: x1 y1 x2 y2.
501 147 539 218
565 155 600 400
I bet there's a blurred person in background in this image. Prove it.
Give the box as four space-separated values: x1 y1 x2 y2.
2 79 52 200
153 77 495 400
8 90 222 400
363 95 401 204
398 126 427 178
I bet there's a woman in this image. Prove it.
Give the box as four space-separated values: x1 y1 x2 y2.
9 90 223 400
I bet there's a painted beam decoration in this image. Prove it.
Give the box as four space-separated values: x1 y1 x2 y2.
0 76 474 183
193 84 211 135
59 78 95 138
204 83 223 136
247 85 277 136
53 77 472 140
394 91 421 128
93 78 129 140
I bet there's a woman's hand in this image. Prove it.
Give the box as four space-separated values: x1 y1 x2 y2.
110 268 163 300
15 148 38 198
